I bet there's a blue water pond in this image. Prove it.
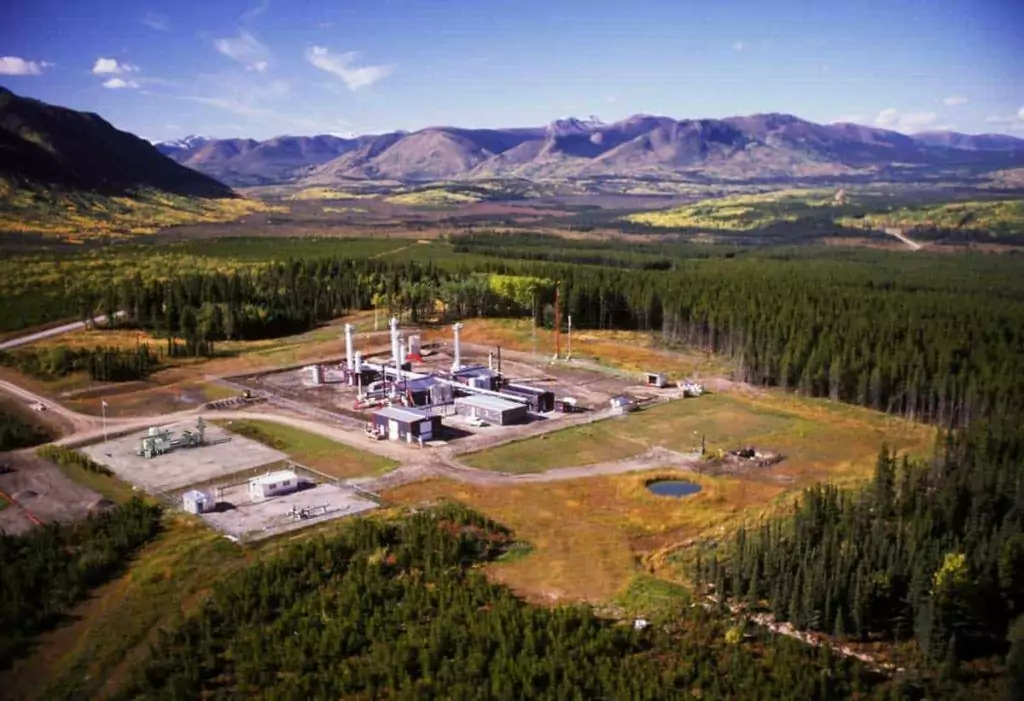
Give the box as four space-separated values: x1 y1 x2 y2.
646 480 702 498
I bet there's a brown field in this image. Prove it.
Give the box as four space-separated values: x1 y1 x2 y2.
387 389 933 603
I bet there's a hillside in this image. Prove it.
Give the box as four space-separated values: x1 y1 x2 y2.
0 86 231 197
0 87 270 240
159 113 1024 186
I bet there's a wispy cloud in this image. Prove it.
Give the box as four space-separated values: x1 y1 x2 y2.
984 108 1024 132
240 0 269 25
732 40 747 52
0 56 53 75
142 12 169 31
942 96 968 107
103 77 140 89
305 46 393 90
214 30 270 72
874 108 943 133
93 58 139 75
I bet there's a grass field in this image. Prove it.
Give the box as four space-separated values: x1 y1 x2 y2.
384 188 483 206
385 469 786 604
837 198 1024 241
215 419 397 479
623 189 835 230
432 317 732 380
391 390 933 603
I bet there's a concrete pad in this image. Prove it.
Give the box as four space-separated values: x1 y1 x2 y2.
81 423 287 493
201 482 378 541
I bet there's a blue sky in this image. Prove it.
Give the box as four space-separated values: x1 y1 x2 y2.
2 0 1022 141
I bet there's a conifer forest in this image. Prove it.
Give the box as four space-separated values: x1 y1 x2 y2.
2 234 1023 698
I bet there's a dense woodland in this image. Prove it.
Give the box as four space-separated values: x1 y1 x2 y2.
121 503 923 700
0 498 162 669
25 236 1016 428
701 423 1024 686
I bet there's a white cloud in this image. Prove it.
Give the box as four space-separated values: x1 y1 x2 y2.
103 77 140 89
942 96 968 107
733 40 747 52
985 108 1024 133
874 108 938 133
92 58 139 75
305 46 393 90
0 56 51 75
215 30 270 71
142 12 169 31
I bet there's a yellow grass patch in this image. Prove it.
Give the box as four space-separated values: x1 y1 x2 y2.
385 470 784 604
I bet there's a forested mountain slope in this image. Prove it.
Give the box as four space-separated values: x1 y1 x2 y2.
0 86 231 197
0 87 268 239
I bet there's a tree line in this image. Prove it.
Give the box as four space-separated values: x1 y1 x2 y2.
39 245 1020 431
699 422 1023 687
0 343 158 382
0 498 162 669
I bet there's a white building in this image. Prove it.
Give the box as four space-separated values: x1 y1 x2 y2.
182 489 213 514
248 469 301 502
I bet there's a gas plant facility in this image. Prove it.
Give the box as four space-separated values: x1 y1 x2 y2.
223 315 706 448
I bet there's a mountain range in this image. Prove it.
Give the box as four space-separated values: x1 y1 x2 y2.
157 114 1024 187
0 86 232 198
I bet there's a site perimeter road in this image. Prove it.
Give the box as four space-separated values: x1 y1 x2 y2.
0 313 123 351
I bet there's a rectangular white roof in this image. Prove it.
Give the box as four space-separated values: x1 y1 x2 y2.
375 406 434 423
182 489 209 500
455 394 523 412
250 469 298 485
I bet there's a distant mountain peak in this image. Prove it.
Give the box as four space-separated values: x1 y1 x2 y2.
159 134 211 150
547 116 606 136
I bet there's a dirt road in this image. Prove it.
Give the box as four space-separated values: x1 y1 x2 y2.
883 227 923 251
0 313 123 351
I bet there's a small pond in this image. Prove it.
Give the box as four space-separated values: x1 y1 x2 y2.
646 480 702 498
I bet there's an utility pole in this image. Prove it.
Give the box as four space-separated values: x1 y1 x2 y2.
101 399 108 443
553 280 561 361
567 314 572 361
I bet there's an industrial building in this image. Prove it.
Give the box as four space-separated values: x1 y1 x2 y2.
452 365 501 391
371 406 443 442
503 383 556 413
454 394 528 426
644 372 669 388
249 469 302 502
610 395 638 414
401 376 454 407
182 489 213 514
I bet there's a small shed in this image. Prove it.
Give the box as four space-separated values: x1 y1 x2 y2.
182 489 212 514
454 394 528 426
372 406 442 442
644 372 668 388
249 469 301 502
503 383 556 413
452 365 501 391
610 395 638 415
558 397 579 413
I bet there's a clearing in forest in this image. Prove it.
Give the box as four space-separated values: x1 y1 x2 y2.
390 390 933 603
